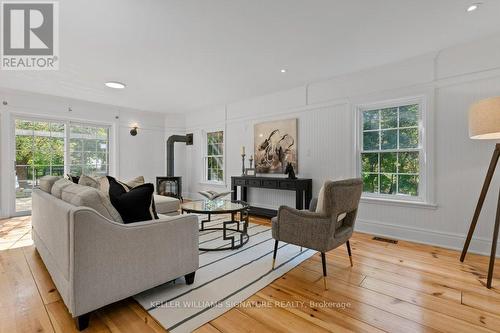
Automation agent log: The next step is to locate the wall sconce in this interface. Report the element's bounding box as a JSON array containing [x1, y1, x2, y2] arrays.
[[130, 126, 138, 136]]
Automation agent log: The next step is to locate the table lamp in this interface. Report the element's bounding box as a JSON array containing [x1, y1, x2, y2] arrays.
[[461, 96, 500, 289]]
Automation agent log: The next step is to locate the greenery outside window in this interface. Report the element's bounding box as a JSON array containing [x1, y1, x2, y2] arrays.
[[359, 101, 423, 200], [15, 120, 65, 192], [204, 130, 224, 183]]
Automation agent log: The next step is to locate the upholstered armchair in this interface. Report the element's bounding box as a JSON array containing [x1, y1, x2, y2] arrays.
[[271, 178, 363, 289]]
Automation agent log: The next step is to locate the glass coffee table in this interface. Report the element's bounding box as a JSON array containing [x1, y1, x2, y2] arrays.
[[181, 200, 250, 251]]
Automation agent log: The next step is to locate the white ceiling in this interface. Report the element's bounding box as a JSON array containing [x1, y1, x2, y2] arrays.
[[1, 0, 500, 113]]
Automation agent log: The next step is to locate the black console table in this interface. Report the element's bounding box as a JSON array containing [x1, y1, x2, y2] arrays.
[[231, 176, 312, 217]]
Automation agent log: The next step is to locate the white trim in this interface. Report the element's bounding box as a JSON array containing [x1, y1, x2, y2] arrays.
[[224, 99, 349, 124], [360, 197, 437, 209], [355, 218, 500, 257], [0, 111, 12, 218]]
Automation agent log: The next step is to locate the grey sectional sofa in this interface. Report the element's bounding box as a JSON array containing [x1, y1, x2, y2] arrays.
[[154, 193, 181, 215], [31, 179, 199, 330]]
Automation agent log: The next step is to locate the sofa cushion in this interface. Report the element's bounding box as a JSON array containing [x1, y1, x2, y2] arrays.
[[39, 176, 62, 193], [153, 194, 180, 214], [78, 175, 100, 189], [107, 176, 158, 223], [61, 183, 123, 223], [51, 178, 74, 199]]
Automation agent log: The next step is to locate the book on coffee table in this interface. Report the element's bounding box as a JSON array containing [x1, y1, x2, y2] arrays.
[[198, 190, 232, 200]]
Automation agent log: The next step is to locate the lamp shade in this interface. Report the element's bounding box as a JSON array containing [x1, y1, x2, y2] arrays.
[[469, 96, 500, 139]]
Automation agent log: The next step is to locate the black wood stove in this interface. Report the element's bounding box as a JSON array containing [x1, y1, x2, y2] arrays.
[[156, 177, 182, 200]]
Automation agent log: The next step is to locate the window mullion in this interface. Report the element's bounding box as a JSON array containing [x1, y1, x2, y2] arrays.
[[378, 109, 381, 194], [396, 107, 400, 195], [377, 152, 380, 194]]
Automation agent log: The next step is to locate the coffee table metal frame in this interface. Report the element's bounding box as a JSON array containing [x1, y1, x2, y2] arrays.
[[181, 200, 250, 251]]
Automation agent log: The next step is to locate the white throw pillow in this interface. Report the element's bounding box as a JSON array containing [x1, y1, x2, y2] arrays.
[[315, 184, 325, 214], [316, 180, 348, 222]]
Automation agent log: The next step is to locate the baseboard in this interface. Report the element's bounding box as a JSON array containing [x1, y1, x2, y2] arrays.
[[356, 218, 500, 257]]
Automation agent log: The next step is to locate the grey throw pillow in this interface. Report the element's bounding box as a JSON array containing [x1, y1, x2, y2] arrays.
[[98, 176, 145, 197], [124, 176, 145, 188], [39, 176, 61, 193], [61, 183, 123, 223], [51, 178, 74, 199], [78, 175, 100, 189]]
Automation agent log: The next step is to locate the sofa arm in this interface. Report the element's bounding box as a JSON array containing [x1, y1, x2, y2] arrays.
[[68, 208, 199, 317]]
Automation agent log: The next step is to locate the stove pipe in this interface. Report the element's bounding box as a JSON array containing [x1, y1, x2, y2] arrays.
[[166, 134, 190, 176]]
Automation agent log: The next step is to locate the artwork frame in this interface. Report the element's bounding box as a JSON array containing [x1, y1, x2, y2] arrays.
[[254, 118, 297, 174]]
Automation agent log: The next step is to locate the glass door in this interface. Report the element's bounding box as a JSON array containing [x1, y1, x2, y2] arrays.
[[14, 119, 65, 214]]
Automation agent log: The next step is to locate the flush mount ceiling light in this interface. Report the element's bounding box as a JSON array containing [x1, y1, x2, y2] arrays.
[[105, 81, 126, 89], [467, 3, 481, 12], [280, 69, 287, 73]]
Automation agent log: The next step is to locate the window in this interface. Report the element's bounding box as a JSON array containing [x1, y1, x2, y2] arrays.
[[204, 130, 224, 183], [359, 100, 423, 200], [13, 117, 111, 213], [69, 124, 110, 177]]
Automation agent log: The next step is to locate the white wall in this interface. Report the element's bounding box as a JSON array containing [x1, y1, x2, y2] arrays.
[[185, 33, 500, 256], [0, 88, 180, 217]]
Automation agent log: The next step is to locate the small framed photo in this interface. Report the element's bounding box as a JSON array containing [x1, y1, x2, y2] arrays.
[[245, 168, 256, 176]]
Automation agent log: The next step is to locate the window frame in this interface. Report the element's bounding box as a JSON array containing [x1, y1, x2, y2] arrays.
[[202, 129, 225, 185], [355, 96, 428, 204]]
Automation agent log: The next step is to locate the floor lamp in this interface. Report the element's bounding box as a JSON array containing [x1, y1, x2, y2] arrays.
[[461, 96, 500, 289]]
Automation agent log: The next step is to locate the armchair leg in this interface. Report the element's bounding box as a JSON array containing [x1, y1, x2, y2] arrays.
[[272, 240, 279, 269], [321, 252, 328, 290], [346, 240, 353, 267]]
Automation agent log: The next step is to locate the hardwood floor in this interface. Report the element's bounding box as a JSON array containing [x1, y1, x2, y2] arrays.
[[1, 215, 500, 333]]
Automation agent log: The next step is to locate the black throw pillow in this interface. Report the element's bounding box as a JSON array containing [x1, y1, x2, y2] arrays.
[[67, 174, 80, 184], [107, 176, 158, 223]]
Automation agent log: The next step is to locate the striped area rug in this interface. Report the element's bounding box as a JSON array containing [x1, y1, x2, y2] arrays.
[[133, 215, 316, 333]]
